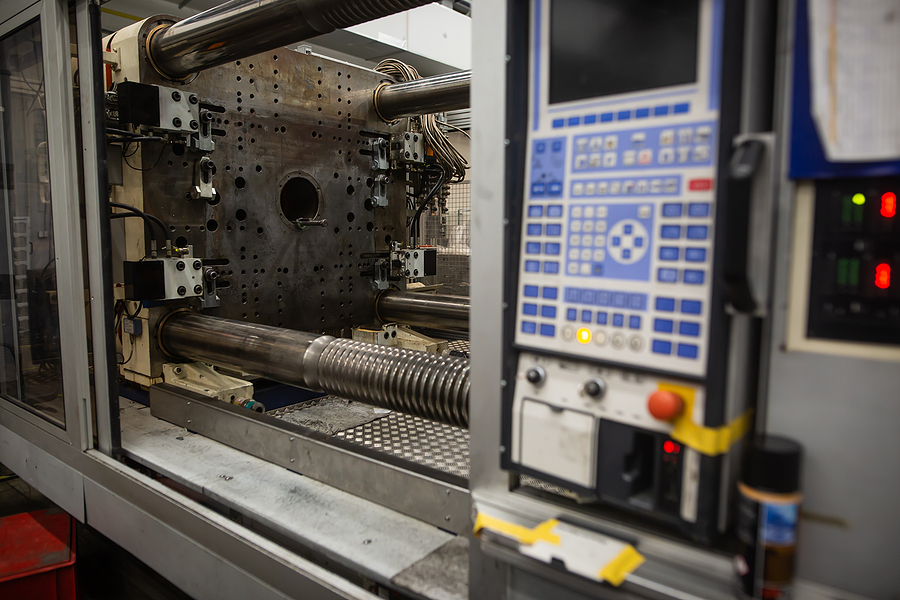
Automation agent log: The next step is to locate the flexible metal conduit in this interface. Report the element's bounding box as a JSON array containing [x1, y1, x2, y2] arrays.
[[147, 0, 436, 80], [159, 311, 469, 428], [374, 70, 471, 120], [375, 290, 469, 331]]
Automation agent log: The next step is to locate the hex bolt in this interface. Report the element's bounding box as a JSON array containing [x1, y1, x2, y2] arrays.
[[190, 120, 198, 130], [405, 270, 410, 276], [405, 151, 410, 158], [176, 260, 186, 271], [405, 133, 410, 140], [172, 91, 182, 101], [414, 252, 419, 258], [189, 94, 198, 104], [201, 111, 214, 122], [193, 260, 202, 270], [172, 117, 182, 128], [184, 192, 192, 201], [405, 252, 411, 259], [414, 269, 419, 276], [177, 286, 187, 296], [204, 269, 219, 282], [193, 285, 203, 295]]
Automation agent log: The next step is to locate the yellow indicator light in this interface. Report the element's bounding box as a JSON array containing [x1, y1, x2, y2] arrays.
[[852, 193, 866, 205], [577, 328, 592, 344]]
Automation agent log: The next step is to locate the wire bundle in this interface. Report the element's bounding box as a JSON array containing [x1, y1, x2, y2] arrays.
[[375, 58, 468, 182]]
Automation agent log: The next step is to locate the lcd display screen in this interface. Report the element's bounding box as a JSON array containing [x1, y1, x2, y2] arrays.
[[548, 0, 701, 105]]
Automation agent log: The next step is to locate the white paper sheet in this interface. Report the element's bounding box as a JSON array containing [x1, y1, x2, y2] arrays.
[[809, 0, 900, 162]]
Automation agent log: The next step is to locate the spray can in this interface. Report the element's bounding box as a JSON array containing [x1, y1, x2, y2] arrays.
[[734, 435, 803, 600]]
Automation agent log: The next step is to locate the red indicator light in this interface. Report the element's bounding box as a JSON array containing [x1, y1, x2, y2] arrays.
[[882, 192, 897, 218], [875, 263, 891, 289], [663, 440, 675, 454]]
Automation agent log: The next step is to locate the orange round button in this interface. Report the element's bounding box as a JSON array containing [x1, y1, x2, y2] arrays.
[[647, 390, 684, 421]]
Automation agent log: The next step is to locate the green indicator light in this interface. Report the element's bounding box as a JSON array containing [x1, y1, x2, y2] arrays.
[[852, 193, 866, 205], [849, 259, 860, 286], [841, 197, 852, 222], [837, 258, 849, 285]]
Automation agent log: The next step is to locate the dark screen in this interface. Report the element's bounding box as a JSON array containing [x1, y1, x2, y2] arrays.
[[548, 0, 700, 105]]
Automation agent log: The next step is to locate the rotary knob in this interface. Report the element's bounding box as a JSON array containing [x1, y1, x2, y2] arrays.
[[525, 366, 546, 386], [647, 390, 684, 421], [583, 378, 607, 399]]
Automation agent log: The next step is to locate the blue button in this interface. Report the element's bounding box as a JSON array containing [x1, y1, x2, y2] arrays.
[[652, 340, 673, 355], [568, 116, 581, 126], [683, 270, 705, 285], [526, 242, 541, 254], [581, 310, 592, 323], [617, 110, 632, 120], [552, 141, 563, 152], [527, 224, 542, 235], [565, 288, 579, 302], [634, 237, 643, 247], [596, 291, 610, 306], [524, 285, 539, 297], [612, 236, 621, 247], [540, 324, 555, 337], [531, 183, 546, 196], [623, 224, 633, 234], [584, 114, 597, 124], [596, 311, 608, 325], [662, 203, 683, 217], [535, 142, 546, 153], [656, 297, 676, 312], [685, 248, 706, 262], [523, 303, 538, 315], [622, 249, 631, 259], [687, 225, 708, 240], [654, 105, 670, 116], [658, 268, 678, 283], [661, 225, 681, 239], [600, 112, 614, 122], [635, 108, 650, 118], [679, 322, 700, 337], [629, 315, 641, 329], [613, 314, 624, 327], [528, 205, 543, 217], [543, 261, 559, 274], [545, 243, 561, 255], [673, 103, 690, 114], [566, 308, 577, 321], [548, 181, 563, 196], [654, 319, 674, 333], [546, 224, 561, 236], [552, 118, 565, 128], [522, 321, 536, 334], [547, 205, 563, 217], [542, 305, 557, 318], [681, 300, 702, 314], [628, 294, 646, 310], [659, 247, 680, 261], [542, 287, 558, 299], [525, 260, 540, 272], [677, 343, 698, 358], [612, 293, 627, 307], [688, 203, 710, 217]]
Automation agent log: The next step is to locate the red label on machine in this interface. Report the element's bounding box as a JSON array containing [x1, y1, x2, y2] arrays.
[[689, 178, 713, 191]]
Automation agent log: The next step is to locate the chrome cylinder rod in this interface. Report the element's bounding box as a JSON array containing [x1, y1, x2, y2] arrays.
[[147, 0, 435, 80], [376, 291, 469, 331], [374, 70, 471, 120], [159, 311, 469, 427]]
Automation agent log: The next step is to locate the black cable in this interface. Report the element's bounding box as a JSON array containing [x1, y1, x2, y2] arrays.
[[410, 164, 446, 244], [110, 212, 157, 246], [123, 139, 167, 172], [109, 202, 171, 244]]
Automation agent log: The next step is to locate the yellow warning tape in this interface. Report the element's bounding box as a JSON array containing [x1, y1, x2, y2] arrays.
[[598, 545, 645, 586], [473, 513, 560, 546], [100, 7, 142, 22], [660, 383, 753, 456]]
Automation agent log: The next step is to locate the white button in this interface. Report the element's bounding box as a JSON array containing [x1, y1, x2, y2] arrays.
[[678, 128, 693, 144], [585, 182, 596, 195], [660, 129, 675, 145], [693, 145, 710, 161], [562, 325, 575, 341], [570, 220, 582, 232], [595, 220, 607, 233], [581, 248, 592, 260], [622, 150, 636, 166], [574, 154, 588, 169], [629, 335, 644, 351], [589, 153, 602, 168], [639, 205, 652, 219], [570, 234, 581, 246], [611, 333, 626, 348], [571, 206, 583, 218], [596, 206, 608, 218], [604, 135, 618, 150], [584, 206, 595, 218], [636, 180, 648, 194], [594, 234, 606, 246], [590, 136, 604, 151], [572, 183, 584, 196], [638, 149, 653, 165], [631, 132, 646, 146], [609, 182, 621, 194], [623, 180, 635, 194], [665, 178, 679, 193], [568, 248, 580, 260], [593, 330, 607, 346], [696, 126, 712, 143], [583, 220, 594, 233], [593, 249, 606, 261], [650, 179, 662, 193], [596, 182, 608, 195], [603, 153, 617, 168], [581, 234, 593, 246], [659, 148, 675, 164], [579, 262, 592, 275], [567, 262, 579, 274], [677, 147, 691, 163], [576, 138, 588, 153]]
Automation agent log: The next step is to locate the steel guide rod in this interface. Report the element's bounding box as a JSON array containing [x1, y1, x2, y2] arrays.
[[375, 290, 469, 331], [374, 70, 472, 120]]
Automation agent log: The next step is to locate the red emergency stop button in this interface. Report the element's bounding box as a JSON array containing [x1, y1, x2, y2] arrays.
[[648, 390, 684, 421], [689, 178, 713, 191]]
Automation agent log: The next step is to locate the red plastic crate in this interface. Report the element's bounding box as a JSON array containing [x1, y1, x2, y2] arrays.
[[0, 508, 77, 600]]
